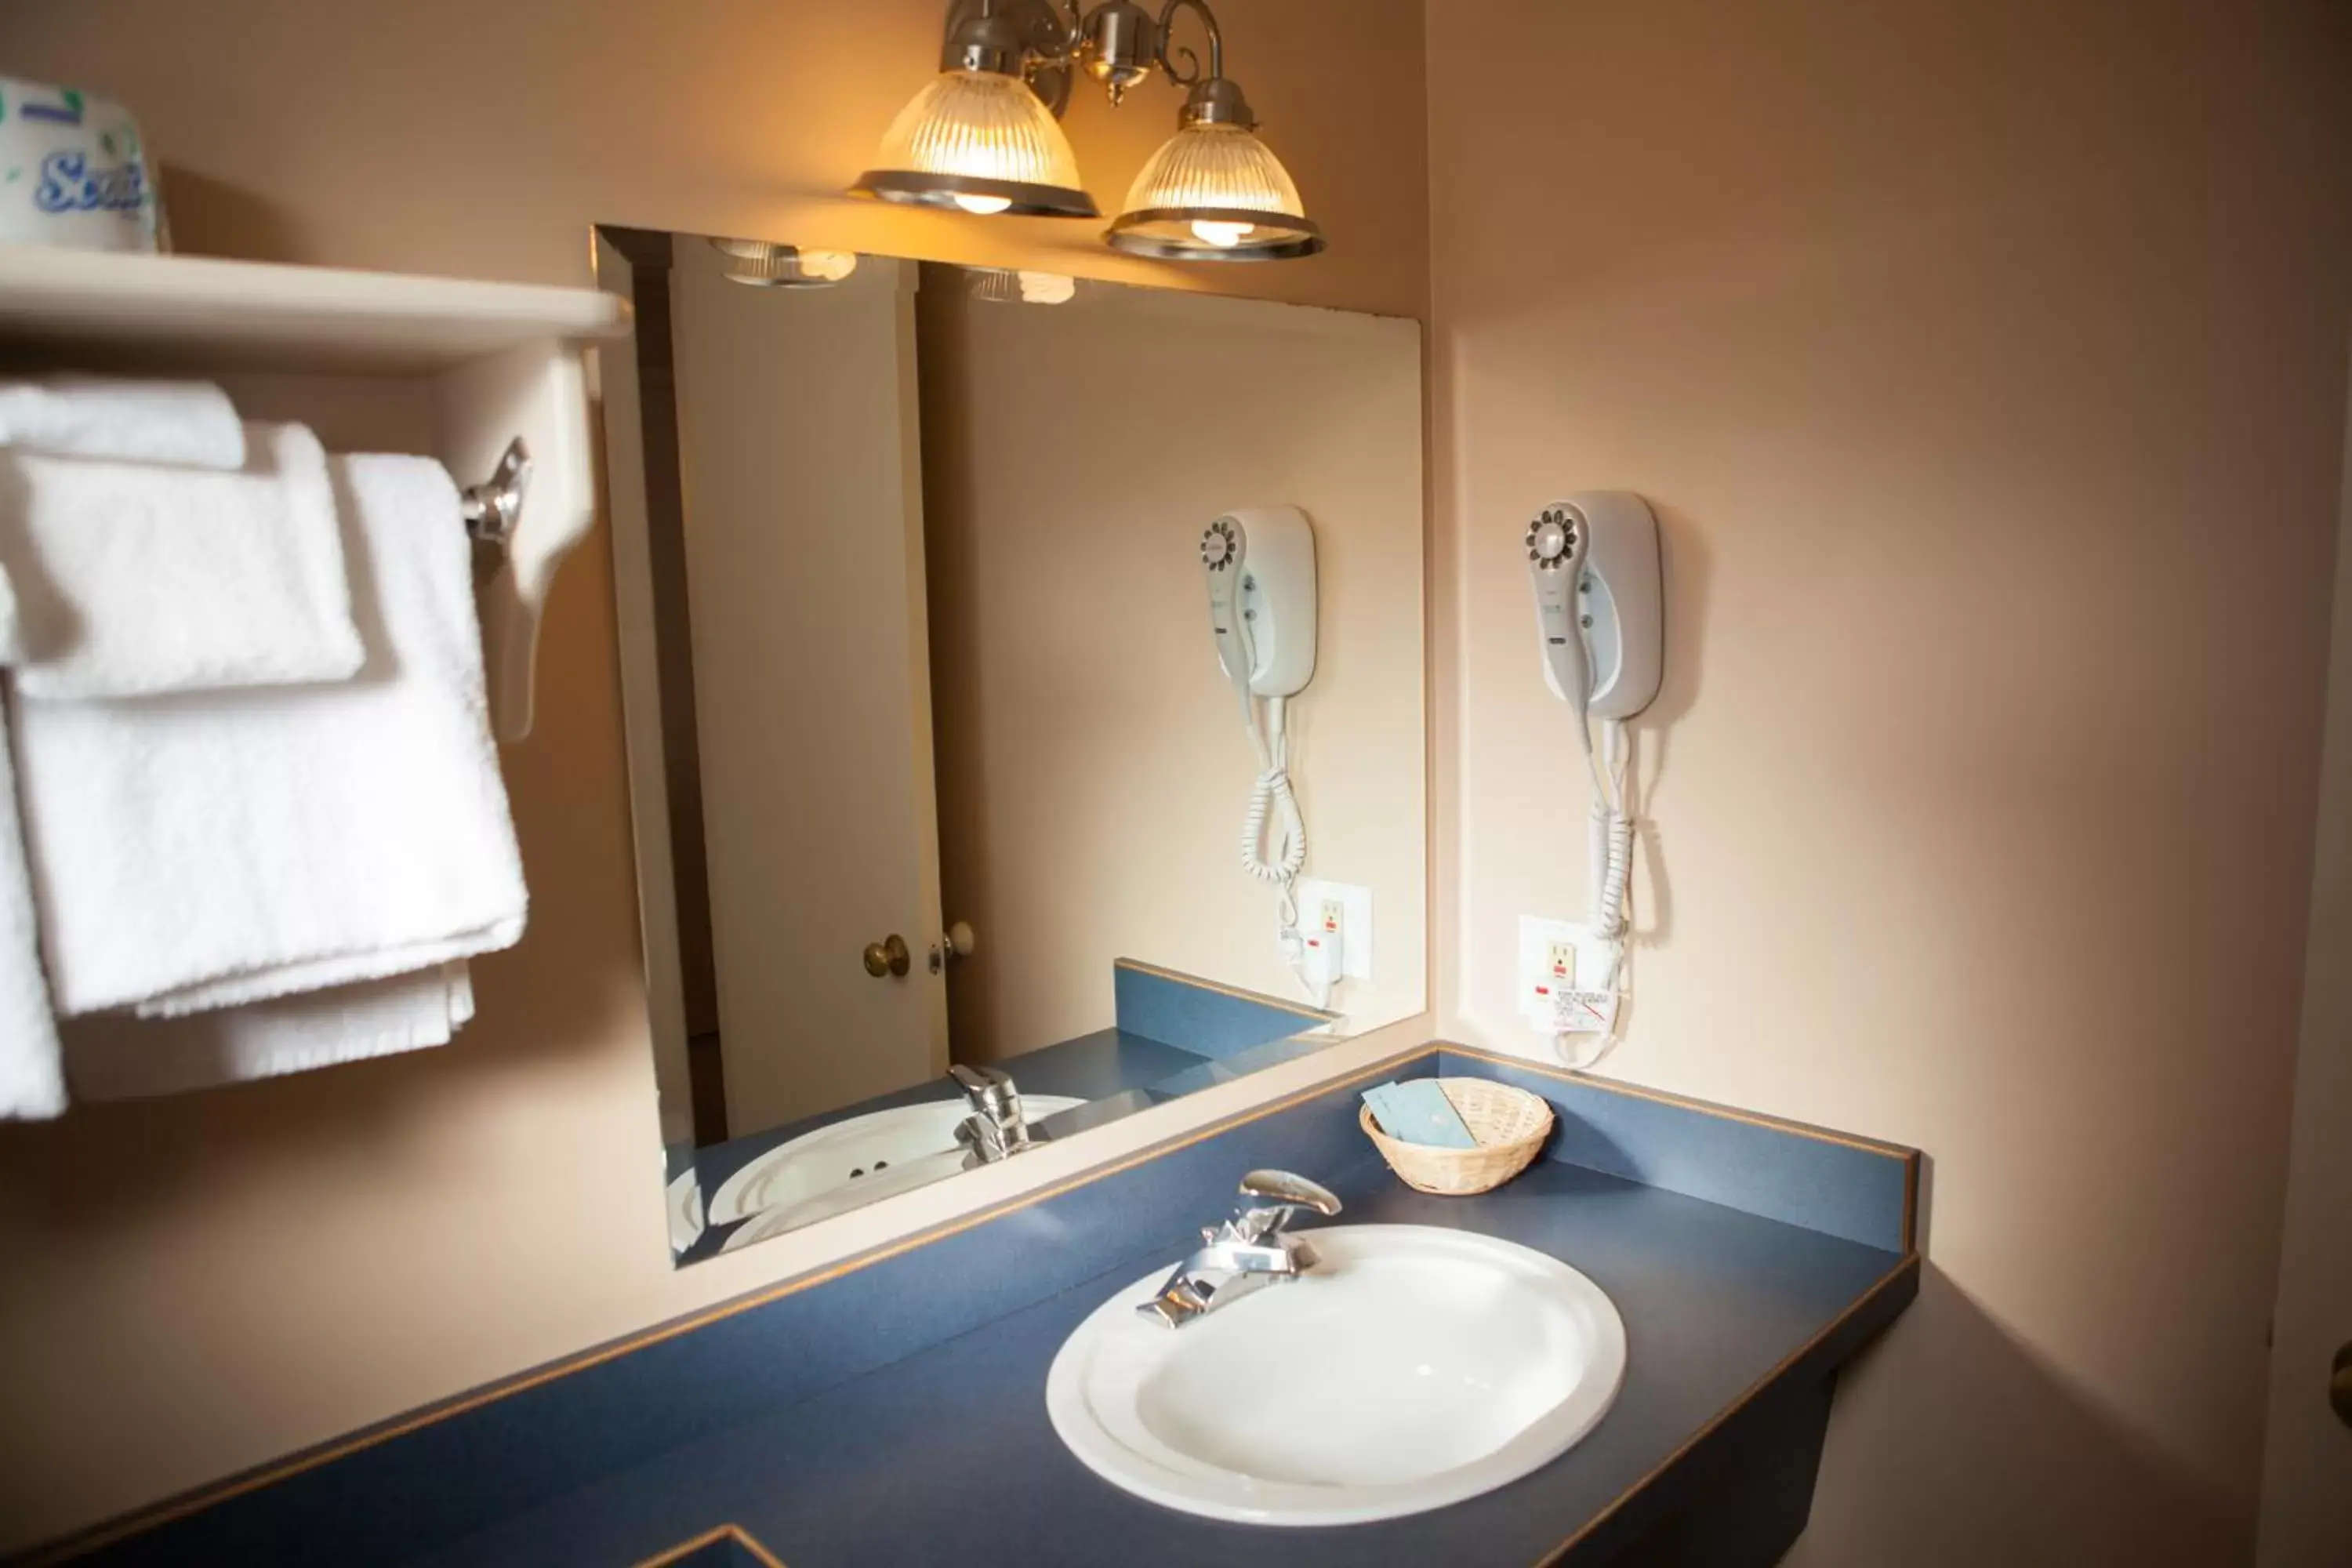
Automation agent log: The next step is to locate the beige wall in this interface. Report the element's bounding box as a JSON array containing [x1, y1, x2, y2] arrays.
[[0, 1, 1432, 1550], [920, 280, 1427, 1057], [1425, 1, 2350, 1562]]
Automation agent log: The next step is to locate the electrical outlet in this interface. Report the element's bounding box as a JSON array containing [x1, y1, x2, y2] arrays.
[[1294, 878, 1373, 982], [1518, 915, 1608, 1029]]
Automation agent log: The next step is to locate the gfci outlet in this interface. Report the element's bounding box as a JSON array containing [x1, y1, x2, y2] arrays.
[[1517, 915, 1610, 1027], [1294, 878, 1374, 982]]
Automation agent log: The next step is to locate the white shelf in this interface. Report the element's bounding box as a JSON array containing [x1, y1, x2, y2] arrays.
[[0, 241, 627, 739], [0, 243, 629, 373]]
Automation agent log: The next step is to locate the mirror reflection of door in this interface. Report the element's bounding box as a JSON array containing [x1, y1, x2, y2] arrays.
[[600, 231, 946, 1144]]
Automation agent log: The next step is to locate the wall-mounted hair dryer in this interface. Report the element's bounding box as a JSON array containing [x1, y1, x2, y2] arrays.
[[1201, 506, 1327, 1004], [1203, 506, 1317, 709], [1523, 492, 1663, 1061], [1525, 492, 1662, 724]]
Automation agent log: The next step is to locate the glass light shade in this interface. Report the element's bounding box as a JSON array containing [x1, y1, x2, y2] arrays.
[[707, 240, 859, 289], [1106, 122, 1323, 260], [850, 70, 1098, 219]]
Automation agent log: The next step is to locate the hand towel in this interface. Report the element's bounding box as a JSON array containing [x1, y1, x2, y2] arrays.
[[0, 376, 247, 470], [13, 452, 528, 1022], [0, 687, 65, 1120], [0, 422, 364, 700], [60, 964, 474, 1100]]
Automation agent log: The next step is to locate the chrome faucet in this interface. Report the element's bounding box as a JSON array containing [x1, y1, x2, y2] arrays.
[[1137, 1169, 1343, 1329], [947, 1063, 1036, 1163]]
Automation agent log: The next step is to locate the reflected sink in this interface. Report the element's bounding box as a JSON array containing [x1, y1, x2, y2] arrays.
[[711, 1094, 1084, 1249], [1046, 1224, 1626, 1526]]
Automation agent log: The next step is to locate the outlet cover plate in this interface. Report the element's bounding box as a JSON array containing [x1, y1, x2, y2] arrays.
[[1296, 878, 1374, 982], [1517, 914, 1610, 1029]]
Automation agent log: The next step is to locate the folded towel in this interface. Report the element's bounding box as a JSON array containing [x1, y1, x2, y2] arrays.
[[0, 422, 364, 700], [13, 451, 527, 1022], [0, 557, 20, 665], [0, 376, 248, 470], [0, 691, 65, 1120], [60, 964, 474, 1100]]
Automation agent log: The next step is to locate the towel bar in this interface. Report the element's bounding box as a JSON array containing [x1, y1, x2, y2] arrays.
[[459, 437, 532, 546]]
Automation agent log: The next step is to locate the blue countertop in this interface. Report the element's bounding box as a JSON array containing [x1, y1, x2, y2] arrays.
[[419, 1160, 1907, 1567], [47, 1047, 1918, 1568]]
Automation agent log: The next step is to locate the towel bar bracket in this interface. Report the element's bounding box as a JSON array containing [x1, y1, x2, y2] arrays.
[[460, 437, 533, 547]]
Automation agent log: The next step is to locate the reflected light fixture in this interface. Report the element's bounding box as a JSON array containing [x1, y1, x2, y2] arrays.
[[709, 239, 859, 288], [849, 0, 1323, 261], [968, 267, 1080, 304]]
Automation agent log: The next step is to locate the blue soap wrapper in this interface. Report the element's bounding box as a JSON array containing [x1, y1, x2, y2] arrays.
[[1361, 1079, 1479, 1149]]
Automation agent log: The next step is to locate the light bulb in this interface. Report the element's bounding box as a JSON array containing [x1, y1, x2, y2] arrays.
[[1189, 219, 1255, 248], [1016, 270, 1076, 303], [953, 193, 1015, 216]]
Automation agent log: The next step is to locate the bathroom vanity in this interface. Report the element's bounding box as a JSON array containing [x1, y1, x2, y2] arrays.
[[46, 1045, 1918, 1567]]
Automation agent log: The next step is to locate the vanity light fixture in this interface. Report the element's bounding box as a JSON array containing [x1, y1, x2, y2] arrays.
[[708, 239, 859, 288], [849, 0, 1323, 261], [1100, 8, 1321, 260], [848, 2, 1097, 219]]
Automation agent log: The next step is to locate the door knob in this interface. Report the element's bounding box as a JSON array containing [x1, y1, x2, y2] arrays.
[[2332, 1341, 2352, 1430], [862, 934, 910, 978], [945, 920, 977, 961]]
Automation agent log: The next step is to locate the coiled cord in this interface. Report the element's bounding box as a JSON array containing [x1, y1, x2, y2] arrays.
[[1557, 716, 1635, 1068], [1237, 695, 1327, 1007], [1241, 763, 1307, 887], [1590, 719, 1633, 984]]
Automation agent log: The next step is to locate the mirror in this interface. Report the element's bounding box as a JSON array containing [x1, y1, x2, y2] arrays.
[[592, 229, 1425, 1265]]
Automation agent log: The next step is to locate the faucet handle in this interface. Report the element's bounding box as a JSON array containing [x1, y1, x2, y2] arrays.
[[1239, 1170, 1341, 1215], [1233, 1170, 1341, 1240], [948, 1062, 1012, 1097], [948, 1064, 1021, 1121]]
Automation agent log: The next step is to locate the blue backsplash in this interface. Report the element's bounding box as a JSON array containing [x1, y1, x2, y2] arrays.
[[1111, 957, 1329, 1058]]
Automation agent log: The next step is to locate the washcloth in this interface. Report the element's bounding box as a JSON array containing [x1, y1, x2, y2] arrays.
[[60, 964, 474, 1100], [0, 376, 248, 470], [0, 422, 364, 700], [13, 451, 528, 1022]]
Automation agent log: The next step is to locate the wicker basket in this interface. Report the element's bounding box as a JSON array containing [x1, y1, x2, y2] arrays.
[[1359, 1078, 1555, 1196]]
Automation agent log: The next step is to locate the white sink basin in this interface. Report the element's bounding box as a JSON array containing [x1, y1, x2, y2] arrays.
[[710, 1094, 1084, 1249], [1046, 1224, 1626, 1526]]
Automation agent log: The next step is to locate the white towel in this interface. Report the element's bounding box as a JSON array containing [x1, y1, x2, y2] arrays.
[[13, 451, 528, 1022], [0, 423, 364, 700], [0, 376, 247, 470], [0, 690, 65, 1120], [60, 964, 474, 1100]]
